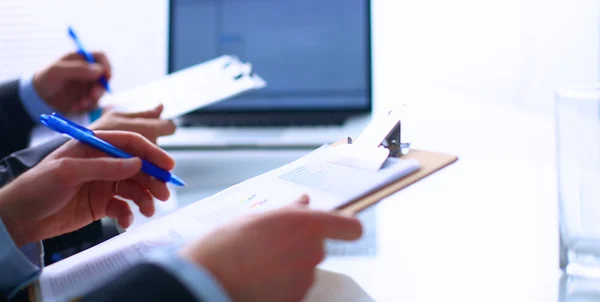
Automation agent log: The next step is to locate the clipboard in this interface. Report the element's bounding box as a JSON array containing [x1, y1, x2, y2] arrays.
[[337, 147, 458, 215], [329, 110, 458, 215], [99, 55, 266, 119]]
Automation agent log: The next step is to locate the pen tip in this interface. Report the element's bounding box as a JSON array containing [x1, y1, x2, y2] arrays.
[[170, 175, 186, 187], [67, 26, 76, 39]]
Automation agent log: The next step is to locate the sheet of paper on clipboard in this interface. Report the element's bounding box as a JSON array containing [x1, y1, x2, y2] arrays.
[[99, 55, 266, 119]]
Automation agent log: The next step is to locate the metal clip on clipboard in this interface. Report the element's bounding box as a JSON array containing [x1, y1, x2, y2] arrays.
[[327, 110, 411, 171]]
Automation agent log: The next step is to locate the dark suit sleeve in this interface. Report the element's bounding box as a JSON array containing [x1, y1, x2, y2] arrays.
[[0, 137, 67, 186], [0, 80, 37, 159], [81, 263, 200, 302]]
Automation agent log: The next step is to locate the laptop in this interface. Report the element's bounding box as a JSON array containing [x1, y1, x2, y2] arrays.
[[158, 0, 372, 149]]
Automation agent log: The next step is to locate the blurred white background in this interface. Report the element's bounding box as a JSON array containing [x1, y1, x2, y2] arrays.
[[372, 0, 599, 116], [0, 0, 598, 116]]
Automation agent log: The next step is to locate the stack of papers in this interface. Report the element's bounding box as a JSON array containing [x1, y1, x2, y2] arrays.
[[36, 145, 419, 301]]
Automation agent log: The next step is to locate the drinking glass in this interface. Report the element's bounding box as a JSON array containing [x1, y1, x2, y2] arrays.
[[556, 85, 600, 301]]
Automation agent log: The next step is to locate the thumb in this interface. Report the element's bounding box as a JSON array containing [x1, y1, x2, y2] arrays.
[[68, 157, 142, 184], [50, 61, 104, 81]]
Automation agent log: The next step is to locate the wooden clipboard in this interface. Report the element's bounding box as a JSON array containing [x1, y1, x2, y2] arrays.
[[336, 144, 458, 215]]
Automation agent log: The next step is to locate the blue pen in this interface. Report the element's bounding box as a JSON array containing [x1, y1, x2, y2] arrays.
[[40, 113, 186, 187], [67, 26, 111, 93]]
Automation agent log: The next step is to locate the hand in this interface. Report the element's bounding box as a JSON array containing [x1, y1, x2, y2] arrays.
[[179, 196, 363, 302], [33, 51, 111, 113], [90, 104, 177, 143], [0, 131, 173, 247]]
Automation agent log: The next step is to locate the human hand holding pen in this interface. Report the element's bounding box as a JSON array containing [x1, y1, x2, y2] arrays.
[[0, 131, 173, 247], [33, 51, 111, 113]]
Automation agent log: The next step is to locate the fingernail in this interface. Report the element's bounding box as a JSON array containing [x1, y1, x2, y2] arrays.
[[340, 210, 355, 217], [297, 194, 310, 203], [89, 63, 103, 73], [122, 158, 139, 169]]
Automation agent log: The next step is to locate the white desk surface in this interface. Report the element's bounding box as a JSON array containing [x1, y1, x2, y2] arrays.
[[316, 103, 560, 302], [134, 100, 561, 302]]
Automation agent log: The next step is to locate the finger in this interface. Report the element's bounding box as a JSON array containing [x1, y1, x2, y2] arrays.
[[60, 157, 141, 185], [75, 86, 102, 112], [106, 197, 134, 229], [87, 84, 106, 102], [137, 119, 177, 138], [92, 131, 175, 170], [50, 60, 105, 81], [132, 173, 171, 201], [91, 51, 112, 80], [107, 118, 176, 144], [118, 104, 164, 119], [309, 211, 363, 241], [74, 99, 94, 112], [61, 50, 111, 80], [292, 194, 310, 206], [115, 180, 156, 217], [101, 105, 116, 113]]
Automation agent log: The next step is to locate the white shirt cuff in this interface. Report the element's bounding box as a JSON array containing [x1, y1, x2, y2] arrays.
[[18, 72, 56, 123]]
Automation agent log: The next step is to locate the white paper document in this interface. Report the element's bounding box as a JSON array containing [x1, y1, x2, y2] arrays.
[[99, 55, 266, 119], [355, 109, 401, 148], [37, 145, 419, 301], [38, 228, 185, 301]]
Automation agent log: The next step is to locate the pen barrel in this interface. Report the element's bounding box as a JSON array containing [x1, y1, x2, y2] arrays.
[[141, 160, 171, 183]]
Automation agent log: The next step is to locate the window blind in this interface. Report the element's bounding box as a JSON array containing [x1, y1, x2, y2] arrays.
[[0, 0, 168, 90], [0, 0, 72, 82]]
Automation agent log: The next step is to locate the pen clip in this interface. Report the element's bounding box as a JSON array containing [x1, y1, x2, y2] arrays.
[[50, 113, 95, 136]]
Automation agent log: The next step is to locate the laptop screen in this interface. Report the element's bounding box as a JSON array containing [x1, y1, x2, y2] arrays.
[[169, 0, 371, 113]]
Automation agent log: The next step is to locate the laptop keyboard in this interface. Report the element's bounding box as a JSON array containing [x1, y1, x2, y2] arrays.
[[179, 113, 348, 128]]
